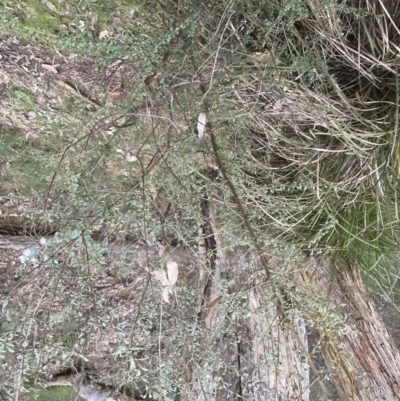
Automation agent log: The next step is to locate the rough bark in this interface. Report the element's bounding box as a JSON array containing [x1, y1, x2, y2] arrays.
[[300, 260, 400, 401], [192, 195, 310, 400], [241, 290, 310, 401]]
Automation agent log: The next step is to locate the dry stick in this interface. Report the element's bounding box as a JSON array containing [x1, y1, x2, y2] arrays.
[[55, 80, 101, 109], [209, 131, 330, 400]]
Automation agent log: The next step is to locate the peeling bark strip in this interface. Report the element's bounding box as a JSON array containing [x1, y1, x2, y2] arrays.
[[302, 261, 400, 401]]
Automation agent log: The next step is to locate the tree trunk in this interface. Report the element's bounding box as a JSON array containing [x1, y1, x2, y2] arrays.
[[300, 260, 400, 401], [192, 196, 310, 400]]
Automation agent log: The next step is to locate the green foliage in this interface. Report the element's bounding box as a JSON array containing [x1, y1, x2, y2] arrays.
[[1, 0, 400, 399], [26, 385, 83, 401], [0, 127, 55, 192], [8, 88, 36, 109], [76, 0, 97, 10]]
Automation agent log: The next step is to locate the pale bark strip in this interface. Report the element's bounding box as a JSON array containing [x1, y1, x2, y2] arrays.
[[302, 261, 400, 401], [193, 195, 310, 400], [241, 289, 309, 401]]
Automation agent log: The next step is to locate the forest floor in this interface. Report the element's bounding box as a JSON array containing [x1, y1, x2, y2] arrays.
[[2, 8, 400, 398], [0, 34, 137, 195]]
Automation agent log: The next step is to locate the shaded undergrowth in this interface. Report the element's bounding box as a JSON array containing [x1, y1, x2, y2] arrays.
[[0, 0, 399, 400]]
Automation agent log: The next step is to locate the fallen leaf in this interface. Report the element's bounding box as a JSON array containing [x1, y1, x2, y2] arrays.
[[273, 99, 283, 111], [144, 73, 157, 86], [44, 1, 57, 13], [162, 287, 172, 303], [106, 90, 126, 102], [55, 80, 74, 92], [166, 261, 178, 286], [125, 152, 137, 162], [158, 245, 166, 257], [41, 64, 58, 74], [152, 268, 170, 286], [122, 145, 137, 162], [99, 30, 109, 39], [197, 112, 207, 139]]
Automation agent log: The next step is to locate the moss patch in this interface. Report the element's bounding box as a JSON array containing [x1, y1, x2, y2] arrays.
[[0, 127, 54, 193], [8, 88, 37, 111], [25, 385, 84, 401], [4, 0, 62, 39]]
